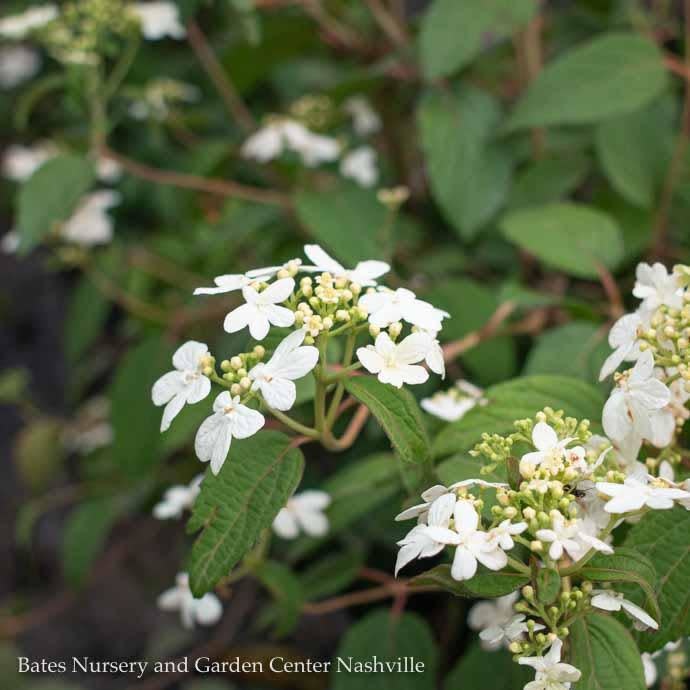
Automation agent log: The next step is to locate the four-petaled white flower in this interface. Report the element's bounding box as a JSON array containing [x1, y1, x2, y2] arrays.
[[602, 351, 674, 448], [152, 341, 212, 432], [591, 589, 658, 630], [194, 260, 302, 296], [421, 380, 486, 422], [424, 500, 508, 581], [223, 277, 295, 340], [357, 331, 430, 388], [489, 519, 528, 550], [343, 96, 381, 136], [596, 474, 690, 514], [520, 422, 583, 477], [518, 638, 581, 690], [157, 573, 222, 629], [194, 392, 265, 474], [633, 262, 683, 314], [0, 46, 40, 89], [395, 493, 456, 575], [536, 513, 582, 561], [61, 190, 121, 246], [303, 244, 389, 287], [272, 490, 331, 539], [153, 475, 203, 519], [132, 2, 186, 40], [0, 5, 57, 39], [599, 313, 644, 381], [249, 329, 319, 411], [340, 146, 379, 188], [359, 287, 447, 331], [468, 592, 518, 650]]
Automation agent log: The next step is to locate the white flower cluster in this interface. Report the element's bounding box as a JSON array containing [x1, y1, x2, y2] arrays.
[[152, 243, 448, 472], [241, 96, 381, 188], [395, 399, 690, 690], [421, 380, 486, 422]]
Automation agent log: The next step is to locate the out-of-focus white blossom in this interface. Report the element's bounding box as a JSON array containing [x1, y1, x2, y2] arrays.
[[272, 490, 331, 539], [421, 380, 486, 421], [343, 96, 381, 136], [60, 190, 120, 246], [153, 475, 203, 520], [2, 142, 57, 181], [157, 573, 222, 628], [131, 2, 186, 40], [340, 146, 378, 187], [0, 45, 40, 88], [0, 5, 57, 40]]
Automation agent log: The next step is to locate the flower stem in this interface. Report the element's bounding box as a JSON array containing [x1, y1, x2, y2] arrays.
[[267, 407, 320, 439]]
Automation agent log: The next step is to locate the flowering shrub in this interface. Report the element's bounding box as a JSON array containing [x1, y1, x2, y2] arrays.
[[3, 2, 690, 690]]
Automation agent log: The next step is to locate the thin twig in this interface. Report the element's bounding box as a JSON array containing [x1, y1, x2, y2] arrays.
[[364, 0, 408, 47], [594, 261, 624, 319], [186, 20, 255, 132], [99, 145, 290, 207], [442, 301, 517, 361]]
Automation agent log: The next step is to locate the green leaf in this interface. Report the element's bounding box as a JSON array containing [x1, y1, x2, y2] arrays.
[[444, 642, 532, 690], [536, 567, 561, 605], [109, 337, 168, 477], [16, 154, 95, 254], [61, 497, 117, 588], [505, 33, 667, 130], [187, 431, 304, 596], [64, 275, 109, 364], [14, 418, 64, 492], [254, 560, 304, 637], [507, 154, 590, 210], [344, 376, 430, 465], [525, 322, 609, 385], [425, 278, 516, 384], [622, 506, 690, 652], [595, 98, 674, 208], [418, 0, 537, 79], [500, 202, 623, 278], [411, 564, 528, 598], [433, 375, 604, 459], [418, 86, 514, 240], [300, 549, 364, 600], [569, 613, 646, 690], [294, 183, 387, 265], [332, 609, 438, 690], [579, 548, 660, 623]]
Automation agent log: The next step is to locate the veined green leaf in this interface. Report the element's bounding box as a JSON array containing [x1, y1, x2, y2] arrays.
[[411, 564, 528, 598], [187, 431, 304, 596]]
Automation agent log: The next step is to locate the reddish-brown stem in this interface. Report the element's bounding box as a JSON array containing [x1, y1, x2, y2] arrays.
[[186, 20, 255, 132], [594, 261, 624, 319], [365, 0, 408, 47], [99, 145, 290, 207]]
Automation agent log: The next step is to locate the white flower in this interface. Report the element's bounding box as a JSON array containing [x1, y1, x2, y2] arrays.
[[343, 96, 381, 136], [569, 516, 613, 560], [0, 5, 57, 39], [535, 513, 581, 561], [223, 277, 295, 340], [2, 142, 57, 181], [599, 313, 644, 380], [518, 638, 581, 690], [468, 592, 518, 650], [132, 2, 186, 40], [395, 493, 456, 575], [303, 244, 389, 287], [152, 341, 212, 432], [424, 500, 508, 581], [194, 392, 265, 474], [596, 474, 690, 513], [421, 380, 486, 422], [249, 329, 319, 410], [416, 329, 445, 378], [157, 573, 222, 629], [241, 119, 340, 167], [591, 589, 658, 630], [359, 287, 448, 331], [0, 45, 40, 88], [520, 422, 584, 477], [340, 146, 379, 187], [60, 190, 120, 246], [489, 519, 528, 550], [641, 653, 657, 688], [395, 485, 456, 523], [96, 156, 122, 183], [194, 259, 303, 296], [602, 351, 674, 447], [357, 331, 429, 388], [272, 490, 331, 539], [633, 262, 683, 314], [153, 475, 203, 519]]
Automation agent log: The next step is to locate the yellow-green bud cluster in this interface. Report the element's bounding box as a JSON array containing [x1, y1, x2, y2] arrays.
[[639, 298, 690, 382], [289, 94, 334, 129], [218, 346, 265, 384]]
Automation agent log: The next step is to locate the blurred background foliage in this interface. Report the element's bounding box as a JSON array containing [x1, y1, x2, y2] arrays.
[[1, 0, 690, 688]]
